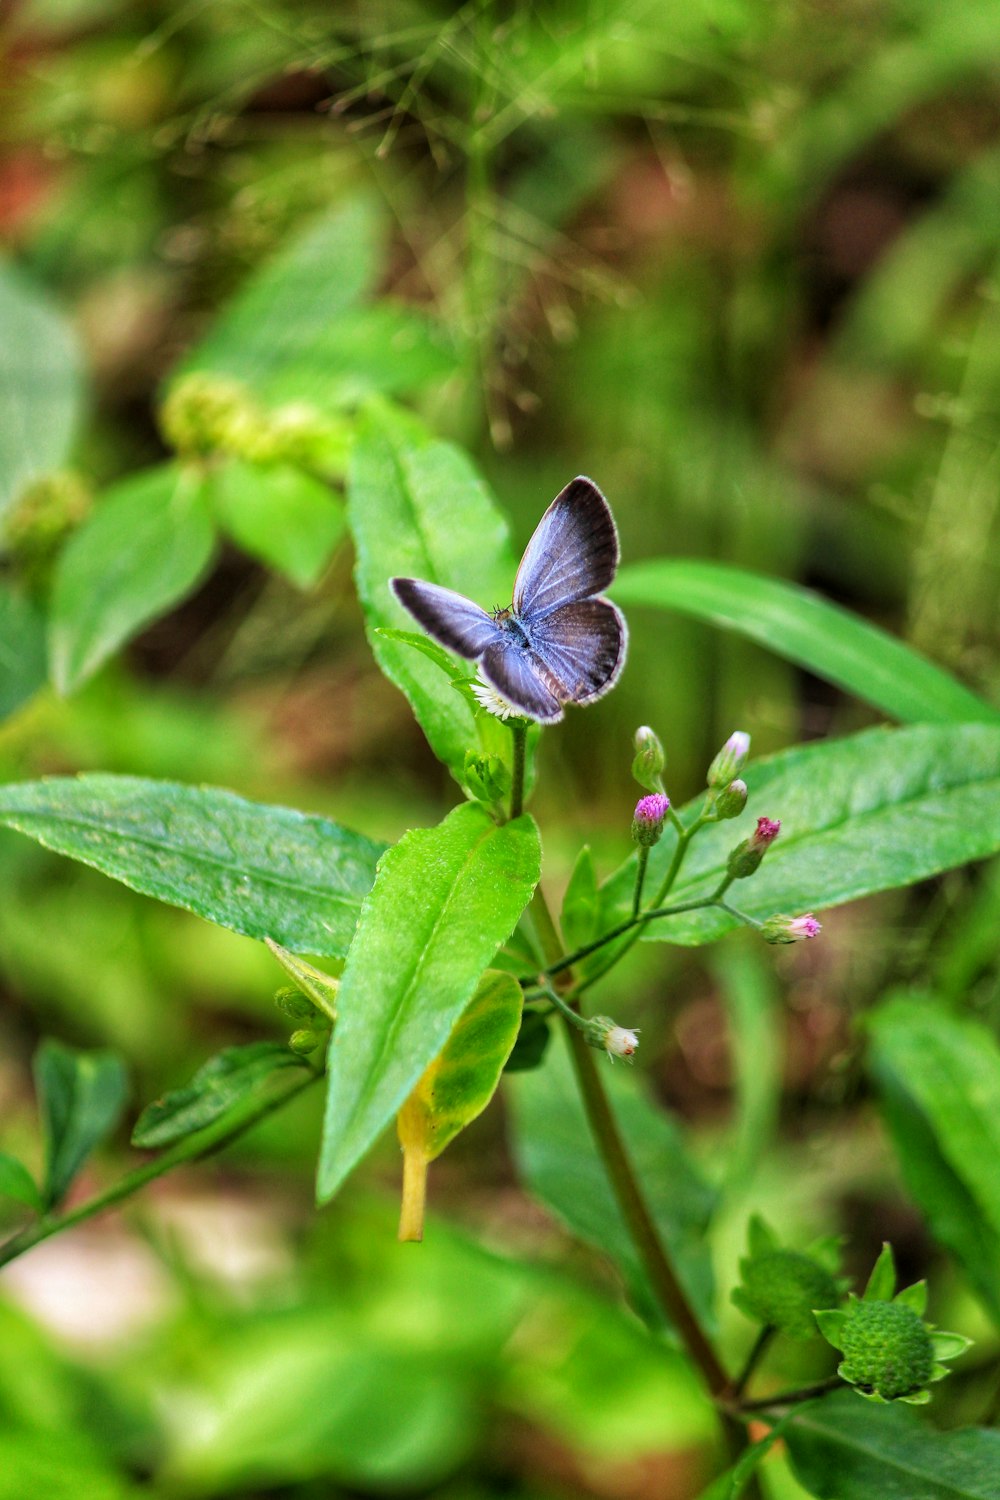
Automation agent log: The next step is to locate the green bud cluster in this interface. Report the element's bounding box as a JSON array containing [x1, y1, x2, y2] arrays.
[[463, 750, 511, 807], [274, 984, 332, 1056], [732, 1216, 843, 1340], [160, 373, 349, 471], [5, 470, 92, 578]]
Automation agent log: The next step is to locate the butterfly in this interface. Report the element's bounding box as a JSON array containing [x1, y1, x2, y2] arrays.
[[390, 476, 627, 724]]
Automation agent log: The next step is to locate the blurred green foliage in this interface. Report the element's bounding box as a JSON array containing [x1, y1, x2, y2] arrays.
[[2, 0, 1000, 1495]]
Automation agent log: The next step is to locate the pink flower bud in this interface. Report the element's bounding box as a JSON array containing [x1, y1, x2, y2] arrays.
[[761, 912, 822, 944], [727, 817, 781, 880], [632, 792, 670, 846], [750, 816, 781, 850], [708, 730, 751, 789]]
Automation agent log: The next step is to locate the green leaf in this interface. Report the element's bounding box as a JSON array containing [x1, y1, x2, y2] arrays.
[[613, 560, 999, 725], [399, 971, 523, 1164], [0, 774, 386, 957], [869, 995, 1000, 1322], [506, 1026, 716, 1331], [711, 942, 780, 1191], [0, 262, 82, 523], [599, 724, 1000, 945], [784, 1390, 1000, 1499], [0, 585, 47, 724], [697, 1414, 793, 1499], [49, 463, 216, 693], [132, 1042, 307, 1149], [33, 1040, 128, 1210], [560, 845, 600, 952], [178, 200, 454, 409], [347, 405, 518, 780], [863, 1243, 897, 1301], [318, 802, 540, 1201], [0, 1152, 41, 1212], [213, 458, 345, 589]]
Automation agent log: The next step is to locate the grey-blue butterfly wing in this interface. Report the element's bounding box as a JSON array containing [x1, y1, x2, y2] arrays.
[[526, 597, 627, 705], [513, 476, 620, 619], [390, 578, 502, 659], [480, 635, 565, 723]]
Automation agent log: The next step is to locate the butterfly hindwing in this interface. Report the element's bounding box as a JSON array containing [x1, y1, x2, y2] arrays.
[[526, 597, 628, 705], [513, 476, 619, 619], [390, 578, 502, 659], [480, 636, 564, 723]]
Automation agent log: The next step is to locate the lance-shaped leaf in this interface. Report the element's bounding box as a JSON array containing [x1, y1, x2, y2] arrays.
[[34, 1041, 128, 1210], [318, 802, 540, 1202], [599, 723, 1000, 945], [266, 940, 339, 1024], [397, 970, 522, 1241], [506, 1027, 716, 1331], [869, 995, 1000, 1324], [0, 585, 47, 724], [49, 463, 216, 694], [213, 458, 345, 589], [132, 1042, 307, 1149], [347, 406, 518, 780], [784, 1390, 1000, 1499], [0, 262, 83, 522], [613, 559, 998, 725], [0, 775, 386, 958]]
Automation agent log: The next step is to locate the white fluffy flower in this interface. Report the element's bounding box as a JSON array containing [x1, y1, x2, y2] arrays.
[[471, 668, 519, 721]]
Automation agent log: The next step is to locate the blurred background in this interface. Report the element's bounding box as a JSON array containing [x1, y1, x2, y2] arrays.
[[1, 1, 1000, 1495]]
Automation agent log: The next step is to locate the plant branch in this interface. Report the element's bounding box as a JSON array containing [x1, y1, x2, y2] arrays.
[[0, 1069, 321, 1271], [732, 1325, 776, 1400], [736, 1377, 843, 1413], [509, 721, 527, 821]]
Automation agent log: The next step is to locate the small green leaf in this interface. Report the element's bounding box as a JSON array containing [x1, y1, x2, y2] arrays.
[[0, 262, 82, 523], [212, 458, 344, 589], [397, 970, 522, 1240], [599, 724, 1000, 945], [0, 585, 47, 724], [560, 845, 599, 952], [784, 1390, 1000, 1499], [49, 463, 216, 693], [712, 943, 780, 1190], [347, 405, 519, 782], [864, 1244, 897, 1301], [33, 1040, 128, 1210], [318, 802, 540, 1202], [0, 1152, 42, 1211], [613, 560, 999, 725], [0, 775, 386, 958], [697, 1414, 793, 1499], [132, 1042, 306, 1149], [266, 940, 339, 1024], [506, 1026, 716, 1331]]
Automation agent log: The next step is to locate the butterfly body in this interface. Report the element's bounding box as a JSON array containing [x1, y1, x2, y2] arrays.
[[391, 476, 627, 724]]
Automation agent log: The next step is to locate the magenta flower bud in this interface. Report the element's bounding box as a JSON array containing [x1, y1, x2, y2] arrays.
[[714, 778, 748, 820], [727, 816, 781, 879], [632, 792, 670, 847], [761, 912, 822, 944], [708, 730, 751, 789]]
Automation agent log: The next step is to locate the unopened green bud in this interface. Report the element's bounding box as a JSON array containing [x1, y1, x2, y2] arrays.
[[289, 1028, 324, 1055], [714, 778, 747, 819], [6, 470, 92, 565], [463, 750, 511, 805], [160, 372, 259, 456], [726, 817, 780, 879], [733, 1248, 841, 1339], [632, 725, 666, 792], [274, 986, 315, 1022], [708, 731, 750, 790]]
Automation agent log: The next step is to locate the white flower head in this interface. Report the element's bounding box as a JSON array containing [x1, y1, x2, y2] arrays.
[[471, 667, 519, 722]]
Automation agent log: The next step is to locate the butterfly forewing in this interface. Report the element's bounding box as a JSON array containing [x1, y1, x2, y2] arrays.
[[512, 476, 619, 618], [390, 578, 502, 659], [526, 597, 627, 705]]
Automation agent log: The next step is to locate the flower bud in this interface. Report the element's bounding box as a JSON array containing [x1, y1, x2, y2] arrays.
[[6, 470, 92, 565], [714, 778, 747, 820], [274, 986, 316, 1022], [726, 816, 780, 879], [583, 1014, 639, 1061], [632, 725, 666, 792], [463, 750, 511, 805], [761, 912, 821, 944], [289, 1028, 324, 1055], [632, 793, 670, 847], [160, 372, 258, 456], [708, 730, 750, 790]]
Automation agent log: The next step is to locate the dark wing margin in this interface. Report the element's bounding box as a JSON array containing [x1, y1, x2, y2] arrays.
[[527, 597, 628, 705], [390, 578, 501, 660], [513, 476, 620, 618], [480, 637, 564, 723]]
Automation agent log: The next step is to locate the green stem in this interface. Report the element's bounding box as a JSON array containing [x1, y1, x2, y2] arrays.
[[526, 884, 730, 1398], [0, 1070, 321, 1271], [737, 1376, 843, 1413], [509, 721, 527, 821], [732, 1325, 776, 1400], [544, 895, 721, 978], [632, 845, 649, 918]]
